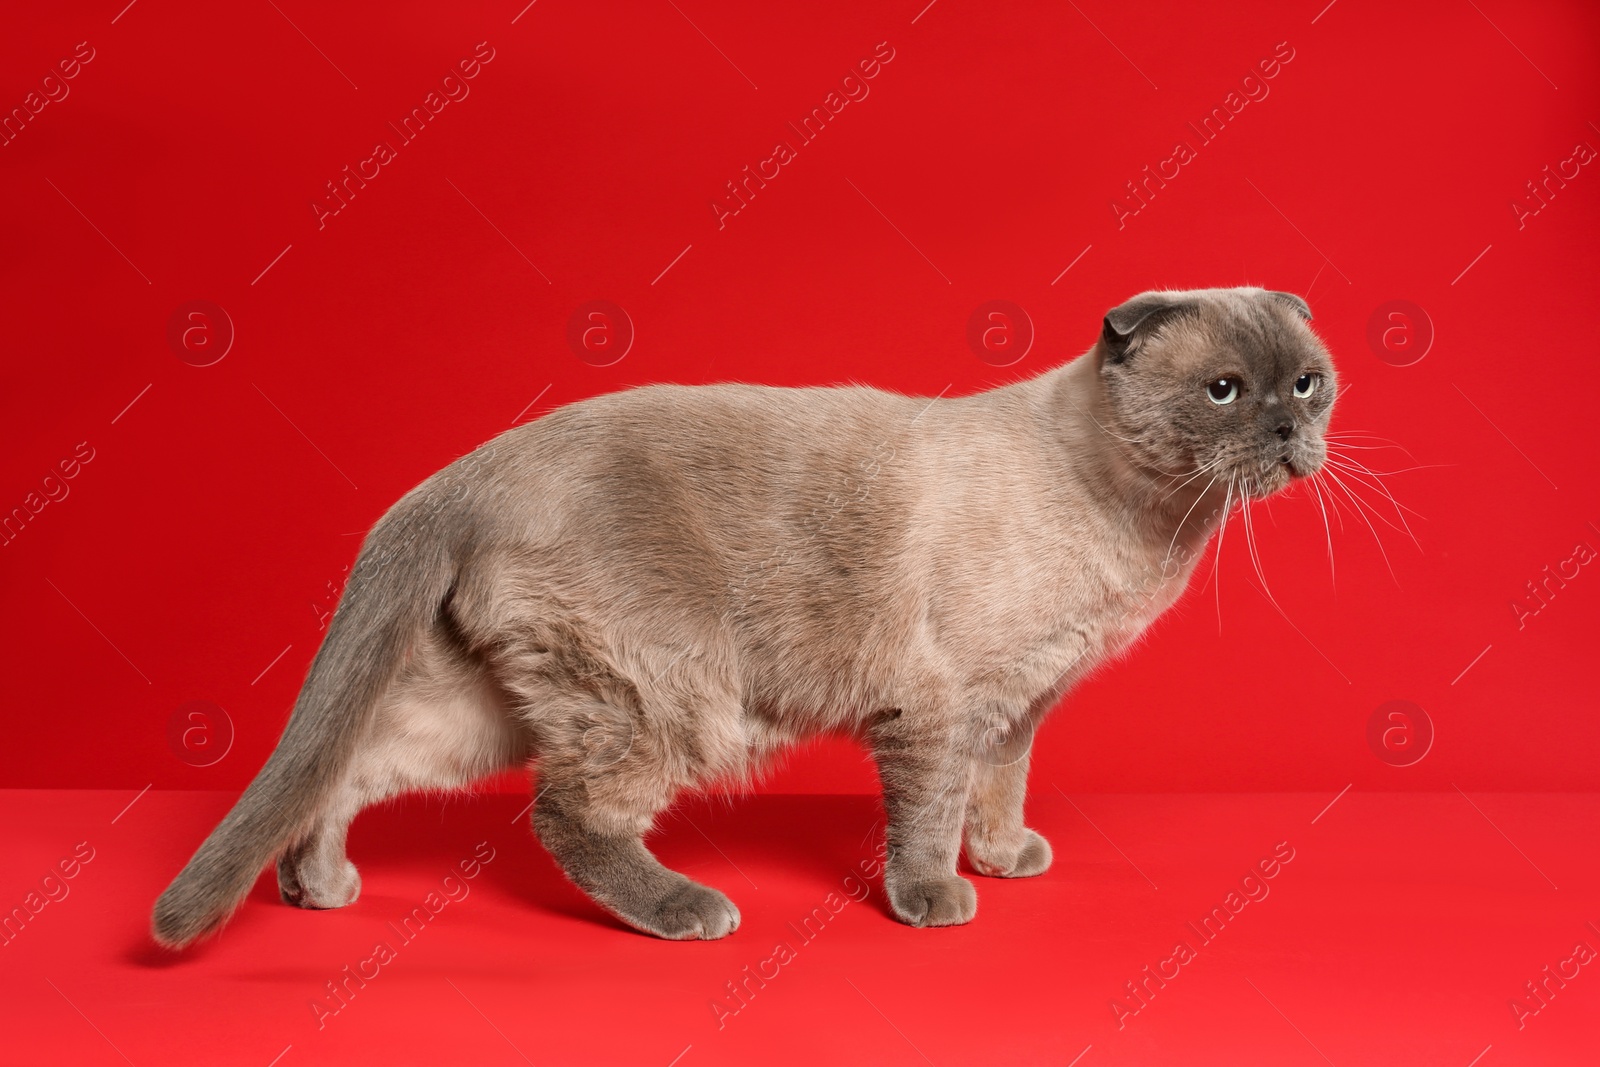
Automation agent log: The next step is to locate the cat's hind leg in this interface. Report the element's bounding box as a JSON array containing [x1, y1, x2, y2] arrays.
[[276, 785, 363, 910], [532, 771, 741, 940], [277, 632, 527, 910], [452, 551, 748, 940], [522, 680, 743, 940]]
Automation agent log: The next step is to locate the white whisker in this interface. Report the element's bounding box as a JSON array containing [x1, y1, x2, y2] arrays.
[[1316, 470, 1347, 533], [1324, 430, 1411, 452], [1333, 461, 1451, 475], [1159, 454, 1227, 503], [1322, 465, 1400, 584], [1322, 455, 1424, 545], [1309, 472, 1335, 589], [1241, 492, 1277, 607], [1211, 477, 1235, 633], [1165, 471, 1220, 570], [1324, 449, 1446, 494], [1064, 397, 1144, 445]]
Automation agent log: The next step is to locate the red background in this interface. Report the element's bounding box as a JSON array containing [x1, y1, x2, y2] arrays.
[[4, 0, 1598, 797], [2, 2, 1598, 1065]]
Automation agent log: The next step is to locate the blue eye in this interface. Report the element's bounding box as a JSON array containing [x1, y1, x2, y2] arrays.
[[1207, 379, 1239, 405], [1293, 374, 1318, 399]]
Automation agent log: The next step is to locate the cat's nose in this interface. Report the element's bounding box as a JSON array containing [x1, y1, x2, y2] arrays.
[[1260, 405, 1296, 441]]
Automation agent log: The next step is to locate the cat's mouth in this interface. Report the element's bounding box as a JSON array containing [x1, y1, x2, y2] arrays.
[[1279, 447, 1330, 482], [1214, 449, 1318, 500], [1238, 456, 1300, 498]]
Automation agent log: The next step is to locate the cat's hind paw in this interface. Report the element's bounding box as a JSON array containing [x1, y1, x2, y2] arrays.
[[631, 880, 741, 940], [279, 857, 362, 910]]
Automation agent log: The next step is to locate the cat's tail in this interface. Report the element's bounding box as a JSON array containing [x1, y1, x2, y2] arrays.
[[150, 496, 457, 949]]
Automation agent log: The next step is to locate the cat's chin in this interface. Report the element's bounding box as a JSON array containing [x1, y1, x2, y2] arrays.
[[1240, 463, 1298, 500], [1281, 454, 1327, 486]]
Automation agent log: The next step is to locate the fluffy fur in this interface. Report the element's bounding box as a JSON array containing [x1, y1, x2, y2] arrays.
[[151, 286, 1337, 947]]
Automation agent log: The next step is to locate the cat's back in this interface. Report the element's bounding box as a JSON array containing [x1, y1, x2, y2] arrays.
[[533, 379, 917, 452], [501, 380, 919, 490], [434, 380, 933, 550]]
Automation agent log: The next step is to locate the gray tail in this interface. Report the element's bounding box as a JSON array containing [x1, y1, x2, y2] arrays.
[[151, 501, 454, 949]]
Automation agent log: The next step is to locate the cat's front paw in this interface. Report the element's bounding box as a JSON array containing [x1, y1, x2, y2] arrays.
[[886, 874, 977, 927], [967, 828, 1053, 879]]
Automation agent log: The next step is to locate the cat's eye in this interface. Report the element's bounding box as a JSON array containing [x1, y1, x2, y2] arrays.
[[1206, 379, 1239, 405], [1293, 373, 1318, 399]]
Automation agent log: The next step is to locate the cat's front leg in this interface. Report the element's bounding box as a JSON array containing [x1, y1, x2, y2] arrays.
[[870, 713, 978, 927], [963, 752, 1053, 879]]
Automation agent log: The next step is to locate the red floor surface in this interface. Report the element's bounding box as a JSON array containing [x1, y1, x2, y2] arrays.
[[3, 788, 1596, 1066]]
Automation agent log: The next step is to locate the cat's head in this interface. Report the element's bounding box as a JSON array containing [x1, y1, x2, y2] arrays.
[[1096, 286, 1336, 499]]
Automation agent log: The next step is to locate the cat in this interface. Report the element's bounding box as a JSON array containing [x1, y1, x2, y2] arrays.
[[152, 285, 1337, 947]]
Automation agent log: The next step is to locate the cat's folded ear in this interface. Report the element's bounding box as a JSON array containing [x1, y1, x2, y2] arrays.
[[1265, 290, 1312, 321], [1100, 291, 1194, 364]]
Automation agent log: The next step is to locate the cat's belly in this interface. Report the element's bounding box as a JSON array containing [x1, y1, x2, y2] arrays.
[[729, 553, 1199, 744]]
